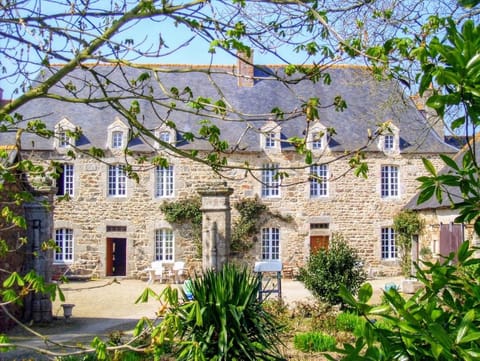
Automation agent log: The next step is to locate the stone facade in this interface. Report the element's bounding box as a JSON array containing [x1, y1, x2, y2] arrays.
[[25, 145, 447, 279]]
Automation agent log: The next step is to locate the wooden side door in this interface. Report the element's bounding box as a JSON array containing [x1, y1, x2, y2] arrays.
[[310, 235, 329, 255]]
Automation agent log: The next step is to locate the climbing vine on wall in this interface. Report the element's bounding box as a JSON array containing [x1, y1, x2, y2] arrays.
[[231, 197, 268, 252], [160, 196, 292, 255], [160, 197, 202, 258], [231, 196, 293, 252], [393, 210, 424, 276]]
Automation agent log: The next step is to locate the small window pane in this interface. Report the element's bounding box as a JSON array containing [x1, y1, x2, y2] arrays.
[[59, 131, 69, 148], [384, 135, 394, 150], [265, 132, 276, 148], [108, 165, 126, 196], [57, 164, 74, 196], [54, 228, 73, 263], [155, 229, 174, 261], [112, 131, 123, 149], [262, 227, 280, 260], [261, 164, 279, 197], [155, 165, 174, 197], [310, 164, 328, 197], [312, 132, 323, 149], [159, 131, 170, 143], [381, 227, 397, 260], [381, 165, 399, 198]]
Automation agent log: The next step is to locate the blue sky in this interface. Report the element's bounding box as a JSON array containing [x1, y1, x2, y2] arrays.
[[0, 3, 303, 99]]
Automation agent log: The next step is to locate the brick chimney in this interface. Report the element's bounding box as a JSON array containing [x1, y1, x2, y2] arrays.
[[237, 51, 254, 87], [411, 92, 444, 139]]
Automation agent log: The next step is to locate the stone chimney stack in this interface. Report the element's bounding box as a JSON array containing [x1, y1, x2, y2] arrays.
[[237, 51, 254, 87], [411, 91, 444, 139]]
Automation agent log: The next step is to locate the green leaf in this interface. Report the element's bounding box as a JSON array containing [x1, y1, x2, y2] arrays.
[[422, 158, 438, 176], [357, 282, 372, 303], [440, 154, 460, 171]]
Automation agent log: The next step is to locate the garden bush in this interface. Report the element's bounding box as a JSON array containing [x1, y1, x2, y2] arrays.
[[299, 233, 367, 306]]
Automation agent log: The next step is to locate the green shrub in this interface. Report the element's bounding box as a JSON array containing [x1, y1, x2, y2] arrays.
[[294, 331, 336, 352], [335, 241, 480, 361], [299, 233, 367, 306]]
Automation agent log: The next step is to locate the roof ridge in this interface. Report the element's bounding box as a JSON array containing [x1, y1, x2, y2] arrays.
[[48, 62, 371, 70]]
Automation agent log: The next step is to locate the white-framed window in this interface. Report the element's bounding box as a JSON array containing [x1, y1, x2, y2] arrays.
[[310, 164, 328, 197], [155, 229, 174, 262], [107, 118, 128, 150], [384, 134, 394, 150], [159, 131, 170, 143], [56, 164, 74, 196], [378, 122, 399, 153], [155, 127, 176, 149], [381, 165, 399, 198], [108, 165, 126, 196], [265, 132, 276, 148], [262, 227, 280, 260], [58, 131, 70, 148], [311, 134, 323, 150], [307, 121, 328, 151], [111, 131, 124, 149], [261, 121, 281, 151], [54, 118, 76, 150], [155, 165, 174, 198], [54, 228, 73, 263], [261, 164, 280, 197], [381, 227, 397, 260]]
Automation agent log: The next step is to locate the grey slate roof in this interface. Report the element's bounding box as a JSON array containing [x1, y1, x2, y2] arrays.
[[1, 63, 458, 154]]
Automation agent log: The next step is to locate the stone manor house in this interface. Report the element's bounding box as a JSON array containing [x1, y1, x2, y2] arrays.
[[3, 59, 458, 279]]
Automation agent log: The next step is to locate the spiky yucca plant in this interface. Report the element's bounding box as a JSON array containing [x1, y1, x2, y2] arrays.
[[174, 264, 286, 361]]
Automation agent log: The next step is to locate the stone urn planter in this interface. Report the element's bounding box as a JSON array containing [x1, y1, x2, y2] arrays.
[[61, 303, 75, 319]]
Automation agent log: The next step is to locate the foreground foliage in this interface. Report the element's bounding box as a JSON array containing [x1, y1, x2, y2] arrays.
[[136, 264, 286, 361], [299, 233, 367, 306], [336, 241, 480, 361]]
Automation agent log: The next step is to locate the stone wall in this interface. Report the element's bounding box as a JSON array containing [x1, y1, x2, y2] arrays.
[[28, 147, 445, 278]]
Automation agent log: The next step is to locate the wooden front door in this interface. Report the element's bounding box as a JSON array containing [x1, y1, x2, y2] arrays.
[[310, 235, 329, 255], [106, 238, 127, 276]]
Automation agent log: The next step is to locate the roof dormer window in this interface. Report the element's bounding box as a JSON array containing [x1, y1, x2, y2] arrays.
[[307, 121, 328, 151], [107, 118, 129, 151], [55, 118, 76, 151], [261, 121, 281, 152], [384, 134, 394, 150], [112, 131, 124, 149], [378, 122, 399, 154], [155, 125, 176, 149]]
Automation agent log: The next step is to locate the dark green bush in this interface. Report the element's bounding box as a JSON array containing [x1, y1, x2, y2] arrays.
[[294, 331, 336, 352], [299, 233, 367, 306]]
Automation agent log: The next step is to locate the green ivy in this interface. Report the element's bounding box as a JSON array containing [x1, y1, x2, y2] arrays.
[[393, 210, 424, 277], [160, 196, 291, 255], [231, 197, 267, 252], [160, 198, 202, 257]]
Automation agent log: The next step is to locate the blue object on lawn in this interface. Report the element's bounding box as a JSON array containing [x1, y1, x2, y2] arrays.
[[183, 279, 194, 300]]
